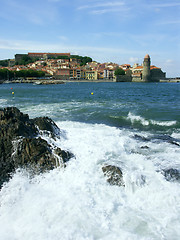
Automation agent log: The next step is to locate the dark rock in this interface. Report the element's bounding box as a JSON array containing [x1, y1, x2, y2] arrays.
[[33, 117, 60, 138], [133, 134, 150, 142], [150, 134, 180, 146], [0, 107, 37, 138], [102, 165, 125, 187], [140, 146, 149, 149], [0, 107, 73, 189], [12, 138, 57, 170], [134, 133, 180, 147], [169, 141, 180, 147], [162, 168, 180, 182], [54, 148, 74, 163]]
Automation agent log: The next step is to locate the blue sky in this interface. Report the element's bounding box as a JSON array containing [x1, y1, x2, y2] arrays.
[[0, 0, 179, 77]]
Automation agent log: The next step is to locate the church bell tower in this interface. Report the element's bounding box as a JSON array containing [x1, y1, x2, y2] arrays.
[[142, 54, 151, 82]]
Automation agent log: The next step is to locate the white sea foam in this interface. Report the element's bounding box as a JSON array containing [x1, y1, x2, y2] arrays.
[[0, 98, 8, 106], [127, 112, 177, 126], [0, 121, 180, 240]]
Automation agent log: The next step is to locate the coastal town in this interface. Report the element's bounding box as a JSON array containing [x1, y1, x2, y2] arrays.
[[0, 52, 175, 83]]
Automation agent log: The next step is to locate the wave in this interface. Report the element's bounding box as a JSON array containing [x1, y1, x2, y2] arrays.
[[1, 121, 180, 240], [0, 98, 8, 105], [127, 112, 177, 127]]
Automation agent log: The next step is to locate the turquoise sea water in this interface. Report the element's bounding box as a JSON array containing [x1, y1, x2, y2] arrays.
[[0, 82, 180, 240], [0, 82, 179, 132]]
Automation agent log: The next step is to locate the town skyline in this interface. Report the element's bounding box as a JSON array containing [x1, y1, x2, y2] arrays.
[[0, 0, 179, 78], [0, 52, 167, 82]]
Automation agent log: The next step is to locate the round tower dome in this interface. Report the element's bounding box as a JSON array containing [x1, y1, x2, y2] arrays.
[[142, 54, 151, 81], [144, 54, 150, 59]]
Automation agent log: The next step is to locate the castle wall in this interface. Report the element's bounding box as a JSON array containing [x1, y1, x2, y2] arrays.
[[151, 69, 166, 81], [15, 54, 27, 62], [115, 75, 132, 82]]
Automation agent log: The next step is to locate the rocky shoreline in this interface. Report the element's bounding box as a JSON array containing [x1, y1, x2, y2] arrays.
[[0, 107, 73, 188], [1, 78, 179, 84]]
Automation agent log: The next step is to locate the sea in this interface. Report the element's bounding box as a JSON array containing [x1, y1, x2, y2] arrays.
[[0, 82, 180, 240]]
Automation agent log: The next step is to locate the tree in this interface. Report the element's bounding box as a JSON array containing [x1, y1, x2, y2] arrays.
[[15, 55, 39, 66], [114, 68, 125, 76], [0, 60, 9, 67]]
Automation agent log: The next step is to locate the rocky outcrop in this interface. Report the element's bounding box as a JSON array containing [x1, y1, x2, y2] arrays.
[[162, 168, 180, 182], [32, 116, 60, 139], [102, 165, 125, 187], [0, 107, 73, 188]]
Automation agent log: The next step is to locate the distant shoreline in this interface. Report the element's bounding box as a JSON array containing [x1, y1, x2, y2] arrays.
[[0, 78, 179, 84]]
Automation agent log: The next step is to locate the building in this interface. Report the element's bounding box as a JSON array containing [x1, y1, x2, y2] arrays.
[[132, 54, 166, 82], [28, 52, 71, 59], [142, 54, 151, 81], [15, 54, 27, 62], [85, 70, 98, 80], [104, 69, 115, 80]]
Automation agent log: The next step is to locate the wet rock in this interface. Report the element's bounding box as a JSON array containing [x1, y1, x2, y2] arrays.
[[54, 148, 74, 163], [0, 107, 73, 188], [33, 117, 60, 138], [134, 133, 180, 147], [102, 165, 125, 187], [151, 134, 180, 146], [0, 107, 37, 138], [169, 141, 180, 147], [12, 138, 58, 170], [140, 146, 149, 149], [133, 134, 150, 142], [162, 168, 180, 182]]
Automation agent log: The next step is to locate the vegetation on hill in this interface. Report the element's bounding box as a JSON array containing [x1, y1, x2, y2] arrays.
[[0, 69, 45, 80], [71, 55, 92, 66], [114, 67, 125, 76], [0, 59, 9, 67], [15, 55, 40, 66], [14, 54, 92, 66], [49, 55, 92, 66]]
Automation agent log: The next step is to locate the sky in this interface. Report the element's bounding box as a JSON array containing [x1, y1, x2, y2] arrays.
[[0, 0, 180, 77]]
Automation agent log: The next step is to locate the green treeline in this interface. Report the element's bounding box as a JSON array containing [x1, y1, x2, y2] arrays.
[[114, 68, 125, 76], [0, 69, 45, 80], [1, 54, 93, 67], [0, 59, 9, 67], [71, 55, 92, 66], [15, 55, 92, 66], [49, 55, 92, 66], [15, 55, 40, 66]]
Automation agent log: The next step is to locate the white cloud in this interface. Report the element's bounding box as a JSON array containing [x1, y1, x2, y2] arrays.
[[77, 1, 129, 15], [0, 38, 142, 56], [0, 0, 57, 25], [91, 7, 125, 14], [58, 36, 69, 41], [157, 20, 180, 25], [77, 1, 125, 10], [152, 2, 180, 8], [129, 57, 139, 63], [47, 0, 61, 2], [166, 59, 174, 64]]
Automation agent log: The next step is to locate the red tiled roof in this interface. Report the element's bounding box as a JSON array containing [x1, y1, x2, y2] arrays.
[[28, 53, 71, 56], [150, 65, 160, 69]]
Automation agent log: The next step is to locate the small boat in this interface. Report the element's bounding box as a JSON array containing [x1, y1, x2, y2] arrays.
[[33, 81, 42, 85]]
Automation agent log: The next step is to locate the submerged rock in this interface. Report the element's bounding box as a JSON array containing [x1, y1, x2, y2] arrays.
[[162, 168, 180, 182], [102, 165, 125, 187], [0, 107, 73, 188]]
